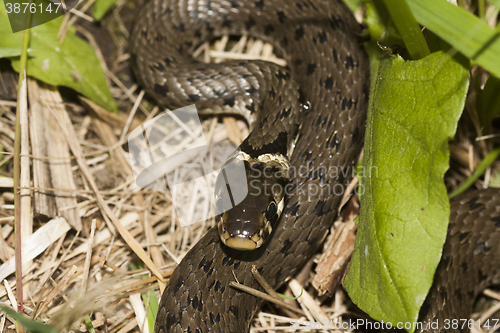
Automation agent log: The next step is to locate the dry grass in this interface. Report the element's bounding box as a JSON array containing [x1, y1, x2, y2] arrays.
[[0, 1, 499, 333]]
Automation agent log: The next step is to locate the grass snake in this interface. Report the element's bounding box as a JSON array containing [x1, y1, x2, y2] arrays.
[[129, 0, 500, 331]]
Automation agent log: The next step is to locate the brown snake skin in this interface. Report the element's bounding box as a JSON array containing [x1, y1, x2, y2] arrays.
[[129, 0, 500, 332]]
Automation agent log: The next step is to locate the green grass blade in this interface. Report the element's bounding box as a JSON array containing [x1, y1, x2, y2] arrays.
[[449, 147, 500, 199], [406, 0, 500, 77], [381, 0, 430, 59]]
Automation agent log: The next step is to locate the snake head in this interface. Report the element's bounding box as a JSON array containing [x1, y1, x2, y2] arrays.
[[215, 156, 288, 251]]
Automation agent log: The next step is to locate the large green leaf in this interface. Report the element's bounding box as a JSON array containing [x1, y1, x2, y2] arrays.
[[344, 51, 468, 330], [0, 0, 117, 111], [406, 0, 500, 78]]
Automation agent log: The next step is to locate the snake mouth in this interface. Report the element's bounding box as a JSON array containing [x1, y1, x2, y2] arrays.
[[219, 222, 264, 250], [224, 235, 259, 250]]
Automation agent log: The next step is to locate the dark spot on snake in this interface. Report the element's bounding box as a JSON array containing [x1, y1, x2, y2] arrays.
[[245, 103, 255, 113], [198, 257, 212, 273], [324, 76, 334, 91], [476, 240, 491, 253], [301, 150, 313, 163], [222, 18, 232, 27], [155, 34, 165, 42], [184, 40, 193, 48], [294, 59, 303, 66], [222, 256, 234, 266], [175, 45, 183, 54], [276, 107, 292, 121], [466, 196, 478, 205], [492, 215, 500, 227], [277, 10, 286, 23], [275, 70, 290, 80], [442, 255, 450, 269], [164, 57, 172, 66], [295, 27, 305, 40], [191, 294, 199, 309], [438, 286, 447, 300], [188, 94, 201, 102], [456, 290, 463, 301], [296, 2, 303, 9], [152, 62, 165, 72], [274, 268, 283, 281], [166, 312, 178, 328], [326, 132, 341, 151], [246, 16, 256, 29], [280, 239, 293, 255], [229, 305, 239, 319], [233, 261, 241, 269], [307, 63, 316, 76], [210, 312, 221, 324], [154, 83, 169, 94], [206, 0, 212, 9], [229, 0, 240, 7], [206, 24, 214, 35], [207, 280, 215, 290], [194, 29, 202, 38], [264, 24, 274, 34], [329, 14, 343, 30], [318, 31, 327, 44], [338, 168, 346, 183], [313, 115, 325, 129], [314, 200, 327, 216], [219, 286, 225, 293], [309, 1, 319, 11], [254, 0, 264, 10], [332, 48, 338, 62], [342, 97, 353, 111], [224, 96, 235, 107], [268, 87, 276, 98], [246, 86, 259, 95], [352, 127, 360, 143], [470, 202, 483, 210], [459, 231, 470, 242], [282, 36, 288, 47], [175, 23, 185, 32], [298, 88, 307, 105], [461, 261, 468, 271], [214, 280, 221, 291], [173, 277, 183, 292], [345, 54, 355, 70], [478, 269, 487, 280]]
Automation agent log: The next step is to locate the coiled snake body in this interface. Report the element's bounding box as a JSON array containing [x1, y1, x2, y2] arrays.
[[130, 0, 500, 332]]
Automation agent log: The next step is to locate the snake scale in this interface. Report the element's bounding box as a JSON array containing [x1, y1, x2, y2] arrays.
[[129, 0, 500, 332]]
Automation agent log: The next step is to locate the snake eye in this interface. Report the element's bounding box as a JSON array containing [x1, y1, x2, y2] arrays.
[[265, 201, 277, 220]]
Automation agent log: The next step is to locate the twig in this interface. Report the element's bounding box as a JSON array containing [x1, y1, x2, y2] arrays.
[[229, 282, 305, 316]]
